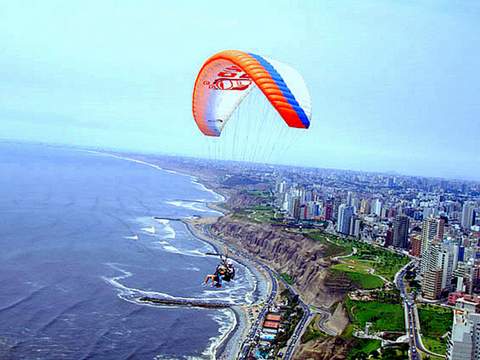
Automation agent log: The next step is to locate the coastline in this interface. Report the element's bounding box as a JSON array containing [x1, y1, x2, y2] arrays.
[[94, 150, 270, 360], [183, 215, 269, 359]]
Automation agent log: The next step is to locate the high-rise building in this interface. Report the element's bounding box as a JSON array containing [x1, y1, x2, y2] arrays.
[[275, 180, 286, 194], [423, 207, 435, 220], [410, 235, 422, 257], [384, 228, 393, 248], [421, 217, 439, 253], [337, 204, 354, 235], [346, 191, 353, 207], [462, 202, 476, 230], [372, 199, 382, 217], [421, 242, 455, 299], [359, 199, 370, 215], [393, 215, 410, 249], [387, 208, 397, 219], [324, 202, 333, 221], [422, 268, 443, 300], [292, 197, 301, 220], [437, 217, 446, 240], [420, 217, 440, 274], [447, 297, 480, 360], [349, 216, 361, 238], [455, 261, 474, 294]]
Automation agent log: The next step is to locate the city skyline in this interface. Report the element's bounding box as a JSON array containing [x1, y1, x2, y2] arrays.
[[1, 1, 479, 180]]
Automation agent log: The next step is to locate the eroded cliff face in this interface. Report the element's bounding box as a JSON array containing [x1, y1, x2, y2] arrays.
[[294, 337, 352, 360], [325, 303, 349, 335], [211, 215, 347, 307], [224, 190, 265, 210]]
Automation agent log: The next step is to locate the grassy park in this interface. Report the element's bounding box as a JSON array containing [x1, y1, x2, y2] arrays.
[[232, 204, 282, 223], [347, 339, 381, 359], [306, 230, 354, 257], [305, 230, 409, 279], [331, 262, 384, 289], [349, 244, 409, 281], [345, 296, 405, 332], [418, 304, 452, 355]]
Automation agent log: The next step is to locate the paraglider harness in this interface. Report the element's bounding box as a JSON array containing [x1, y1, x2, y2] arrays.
[[217, 255, 235, 282], [205, 251, 235, 288]]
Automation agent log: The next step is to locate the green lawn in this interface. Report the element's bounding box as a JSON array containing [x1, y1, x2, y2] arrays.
[[418, 304, 452, 355], [347, 340, 409, 360], [306, 230, 408, 280], [423, 337, 447, 355], [347, 339, 381, 360], [279, 272, 295, 285], [305, 231, 353, 257], [331, 262, 384, 289], [245, 190, 272, 199], [349, 244, 409, 281], [346, 297, 405, 332], [231, 205, 282, 223]]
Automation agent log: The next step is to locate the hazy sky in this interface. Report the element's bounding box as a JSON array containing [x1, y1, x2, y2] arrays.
[[1, 1, 479, 180]]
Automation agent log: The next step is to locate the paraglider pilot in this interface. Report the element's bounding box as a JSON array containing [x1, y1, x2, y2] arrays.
[[204, 259, 235, 288]]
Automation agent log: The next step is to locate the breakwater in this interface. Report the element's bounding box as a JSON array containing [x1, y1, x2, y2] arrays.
[[139, 296, 232, 309]]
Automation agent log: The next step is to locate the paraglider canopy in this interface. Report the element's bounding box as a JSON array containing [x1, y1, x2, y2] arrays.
[[192, 50, 311, 137]]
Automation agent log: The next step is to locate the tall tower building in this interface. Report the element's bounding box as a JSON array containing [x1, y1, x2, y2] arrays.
[[437, 217, 446, 240], [420, 217, 439, 274], [292, 197, 301, 220], [337, 204, 354, 235], [393, 215, 410, 249], [447, 297, 480, 360], [372, 199, 383, 217], [421, 242, 455, 299], [410, 235, 422, 257], [384, 227, 393, 248], [346, 191, 353, 207], [349, 216, 361, 238], [324, 201, 333, 221], [462, 202, 476, 230], [359, 199, 370, 215]]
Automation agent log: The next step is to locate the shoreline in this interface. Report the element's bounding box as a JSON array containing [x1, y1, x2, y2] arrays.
[[89, 149, 271, 359], [183, 216, 270, 359]]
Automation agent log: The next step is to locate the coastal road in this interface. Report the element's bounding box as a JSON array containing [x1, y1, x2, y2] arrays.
[[201, 224, 279, 359], [277, 279, 311, 360], [238, 260, 278, 359], [203, 224, 313, 360]]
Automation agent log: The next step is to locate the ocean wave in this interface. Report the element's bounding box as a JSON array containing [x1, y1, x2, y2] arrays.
[[161, 244, 182, 254], [0, 285, 47, 314], [165, 200, 209, 212], [141, 218, 213, 258], [184, 266, 201, 272], [102, 263, 241, 305], [191, 181, 225, 203], [156, 243, 207, 258], [154, 218, 176, 239], [141, 226, 156, 234], [202, 309, 236, 359], [155, 240, 170, 245]]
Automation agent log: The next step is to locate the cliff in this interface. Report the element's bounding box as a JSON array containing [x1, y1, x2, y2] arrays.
[[211, 216, 350, 307], [294, 337, 353, 360]]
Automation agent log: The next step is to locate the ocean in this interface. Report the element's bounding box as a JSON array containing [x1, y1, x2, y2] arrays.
[[0, 143, 256, 359]]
